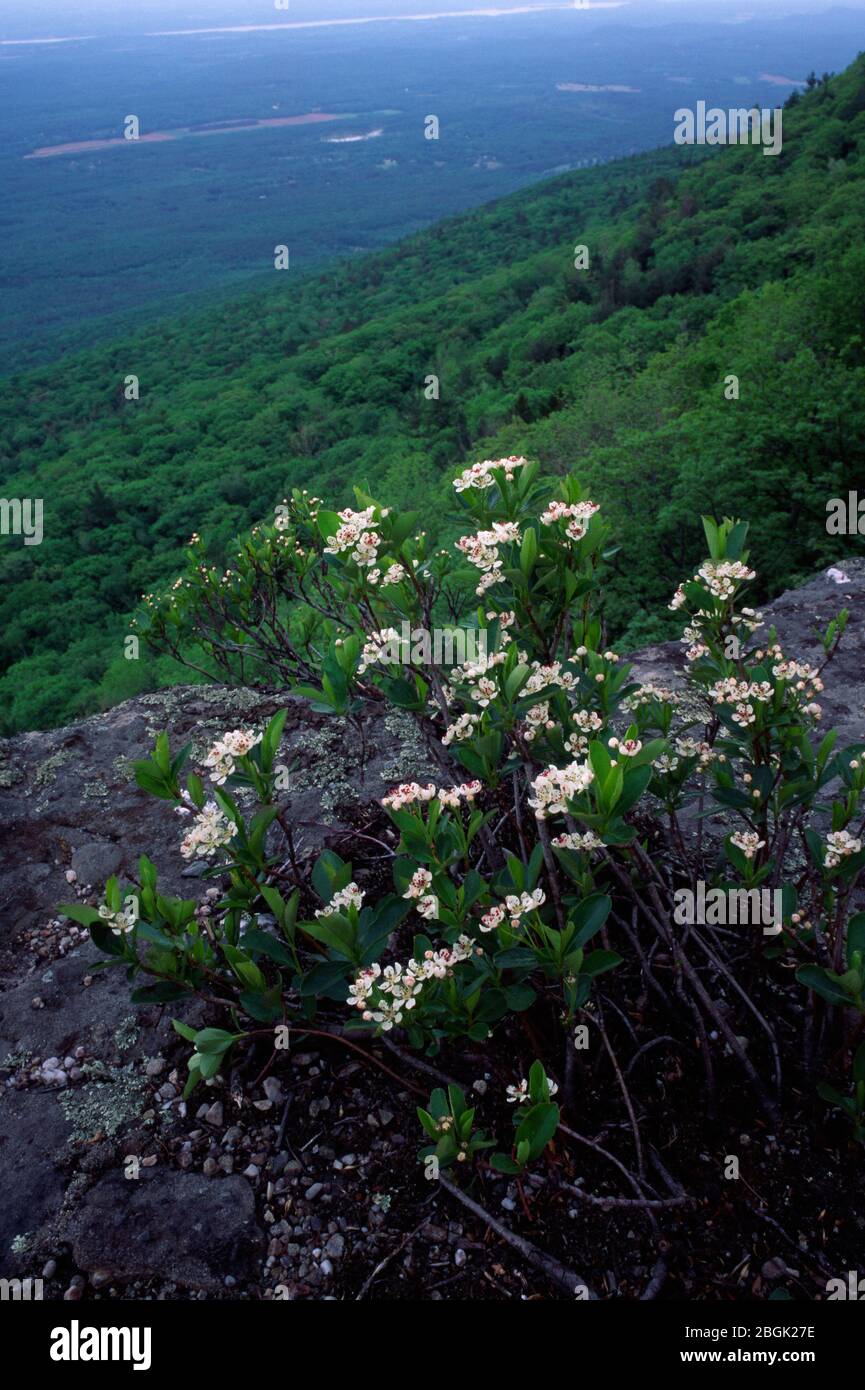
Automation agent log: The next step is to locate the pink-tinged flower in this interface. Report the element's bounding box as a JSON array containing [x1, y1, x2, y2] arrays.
[[479, 905, 506, 933], [403, 867, 433, 900], [452, 456, 528, 493], [202, 727, 262, 783], [730, 831, 765, 860], [528, 761, 594, 818], [825, 830, 862, 869], [552, 830, 605, 852], [316, 882, 364, 919], [618, 738, 642, 757], [180, 802, 237, 860]]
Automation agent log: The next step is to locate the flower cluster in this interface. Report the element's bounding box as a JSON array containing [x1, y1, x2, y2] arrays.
[[98, 900, 139, 935], [381, 781, 437, 811], [403, 867, 433, 899], [564, 708, 604, 756], [697, 560, 756, 599], [347, 935, 480, 1029], [358, 627, 401, 674], [528, 761, 594, 818], [825, 830, 862, 870], [315, 883, 364, 918], [371, 562, 406, 587], [730, 830, 765, 860], [539, 499, 599, 541], [382, 779, 481, 813], [552, 830, 605, 852], [505, 889, 546, 925], [323, 506, 382, 567], [479, 888, 546, 932], [202, 728, 262, 784], [452, 455, 528, 492], [623, 682, 679, 711], [709, 677, 774, 728], [180, 802, 237, 860], [674, 736, 717, 768], [507, 1074, 558, 1104], [456, 522, 521, 596], [438, 781, 482, 808], [442, 712, 480, 746]]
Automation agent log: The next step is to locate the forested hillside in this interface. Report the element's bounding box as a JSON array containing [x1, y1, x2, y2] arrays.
[[2, 60, 863, 734]]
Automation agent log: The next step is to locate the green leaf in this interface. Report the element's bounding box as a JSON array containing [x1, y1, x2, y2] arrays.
[[417, 1108, 440, 1141], [847, 913, 865, 964], [135, 921, 177, 950], [240, 927, 294, 967], [520, 527, 538, 577], [796, 964, 850, 1007], [581, 949, 623, 978], [59, 903, 102, 927], [192, 1028, 238, 1054], [490, 1153, 521, 1175], [515, 1100, 560, 1158], [312, 849, 349, 904], [571, 893, 612, 949]]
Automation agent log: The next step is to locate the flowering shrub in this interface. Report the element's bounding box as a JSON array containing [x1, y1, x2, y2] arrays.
[[62, 461, 864, 1154], [491, 1061, 560, 1176], [417, 1084, 495, 1171]]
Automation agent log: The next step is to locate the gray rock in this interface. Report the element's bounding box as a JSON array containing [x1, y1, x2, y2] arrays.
[[71, 841, 124, 885], [0, 1088, 71, 1274], [68, 1170, 265, 1292]]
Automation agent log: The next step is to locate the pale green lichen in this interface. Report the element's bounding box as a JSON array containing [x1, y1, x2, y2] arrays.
[[34, 748, 73, 788], [0, 1048, 32, 1072], [290, 722, 363, 818], [83, 779, 110, 803], [380, 709, 438, 785], [58, 1064, 151, 1144], [0, 751, 23, 788], [114, 1015, 141, 1051]]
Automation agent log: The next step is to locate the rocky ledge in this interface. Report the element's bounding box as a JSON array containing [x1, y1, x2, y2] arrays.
[[0, 561, 860, 1300]]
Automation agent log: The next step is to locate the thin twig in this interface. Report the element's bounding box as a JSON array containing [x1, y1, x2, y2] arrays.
[[438, 1174, 596, 1299]]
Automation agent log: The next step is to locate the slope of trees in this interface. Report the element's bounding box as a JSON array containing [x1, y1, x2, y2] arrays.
[[1, 60, 863, 733]]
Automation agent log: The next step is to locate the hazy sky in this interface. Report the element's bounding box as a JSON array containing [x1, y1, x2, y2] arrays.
[[2, 0, 865, 39], [2, 0, 865, 21]]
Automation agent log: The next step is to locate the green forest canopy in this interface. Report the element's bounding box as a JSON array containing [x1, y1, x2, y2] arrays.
[[1, 60, 863, 734]]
